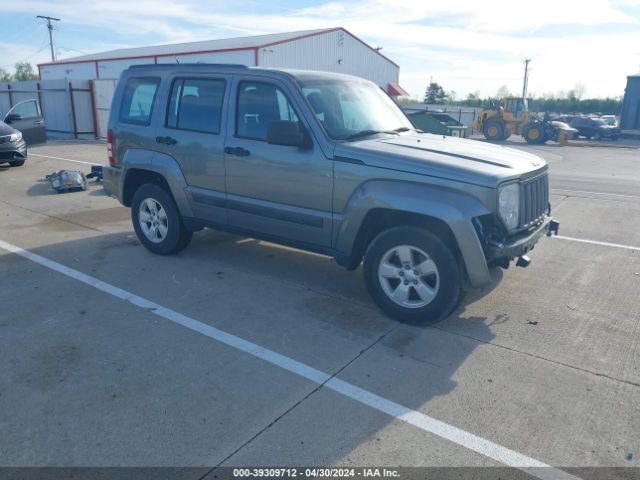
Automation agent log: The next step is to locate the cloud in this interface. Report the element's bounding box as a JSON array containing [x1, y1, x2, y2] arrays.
[[2, 0, 637, 98]]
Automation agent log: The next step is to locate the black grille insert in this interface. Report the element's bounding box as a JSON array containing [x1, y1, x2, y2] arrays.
[[520, 174, 549, 228]]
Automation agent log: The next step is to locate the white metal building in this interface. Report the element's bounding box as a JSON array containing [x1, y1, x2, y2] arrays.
[[38, 27, 408, 97]]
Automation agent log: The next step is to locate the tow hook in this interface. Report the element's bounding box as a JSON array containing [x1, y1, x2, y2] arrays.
[[516, 255, 531, 268], [547, 220, 560, 237]]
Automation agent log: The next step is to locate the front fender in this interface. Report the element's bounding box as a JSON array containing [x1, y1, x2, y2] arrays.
[[335, 180, 493, 288]]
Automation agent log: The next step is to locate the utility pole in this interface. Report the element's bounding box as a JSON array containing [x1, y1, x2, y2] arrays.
[[522, 58, 531, 100], [36, 15, 61, 62]]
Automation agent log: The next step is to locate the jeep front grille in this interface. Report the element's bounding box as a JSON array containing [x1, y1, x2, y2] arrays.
[[520, 174, 549, 228]]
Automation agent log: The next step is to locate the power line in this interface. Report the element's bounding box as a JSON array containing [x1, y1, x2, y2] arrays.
[[3, 18, 41, 44], [57, 45, 89, 55], [0, 42, 50, 69], [36, 15, 61, 62]]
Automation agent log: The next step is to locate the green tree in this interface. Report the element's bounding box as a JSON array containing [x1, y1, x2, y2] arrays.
[[424, 81, 447, 104], [0, 68, 12, 82], [495, 85, 511, 100], [446, 90, 457, 104], [464, 90, 483, 107], [14, 62, 38, 81]]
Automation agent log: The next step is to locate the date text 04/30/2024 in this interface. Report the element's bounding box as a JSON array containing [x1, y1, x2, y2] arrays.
[[232, 468, 400, 478]]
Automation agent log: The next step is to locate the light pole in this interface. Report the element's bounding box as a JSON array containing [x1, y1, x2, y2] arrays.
[[522, 58, 531, 100]]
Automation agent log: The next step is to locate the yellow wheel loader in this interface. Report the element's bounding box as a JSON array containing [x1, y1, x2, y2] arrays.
[[472, 97, 550, 144]]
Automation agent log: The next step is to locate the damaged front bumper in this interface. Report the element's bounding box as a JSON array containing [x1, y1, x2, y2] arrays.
[[484, 216, 560, 268], [0, 139, 27, 164]]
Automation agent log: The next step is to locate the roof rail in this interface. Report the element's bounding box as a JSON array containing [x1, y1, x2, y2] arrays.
[[129, 63, 249, 69]]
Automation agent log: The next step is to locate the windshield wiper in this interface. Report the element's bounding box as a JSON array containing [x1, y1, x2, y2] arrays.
[[394, 126, 422, 133], [341, 129, 400, 141]]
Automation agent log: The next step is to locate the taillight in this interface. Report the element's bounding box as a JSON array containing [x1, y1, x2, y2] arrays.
[[107, 129, 115, 166]]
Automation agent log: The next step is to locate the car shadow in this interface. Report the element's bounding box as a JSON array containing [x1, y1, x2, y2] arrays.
[[26, 179, 57, 196], [25, 179, 106, 197], [1, 225, 507, 471]]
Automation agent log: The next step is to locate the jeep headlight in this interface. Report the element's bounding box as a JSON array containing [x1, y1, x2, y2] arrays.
[[9, 132, 22, 142], [498, 183, 520, 230]]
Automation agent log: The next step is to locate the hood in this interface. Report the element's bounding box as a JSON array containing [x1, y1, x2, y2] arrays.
[[334, 133, 547, 188], [0, 121, 17, 136]]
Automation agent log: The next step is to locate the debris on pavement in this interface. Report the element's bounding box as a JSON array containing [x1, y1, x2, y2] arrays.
[[46, 170, 87, 193]]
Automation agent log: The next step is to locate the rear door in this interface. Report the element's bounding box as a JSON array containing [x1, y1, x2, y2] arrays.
[[153, 74, 231, 224], [3, 100, 46, 145]]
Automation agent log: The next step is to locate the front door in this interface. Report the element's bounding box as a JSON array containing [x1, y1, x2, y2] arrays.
[[224, 77, 333, 247], [153, 74, 231, 224], [4, 100, 46, 145]]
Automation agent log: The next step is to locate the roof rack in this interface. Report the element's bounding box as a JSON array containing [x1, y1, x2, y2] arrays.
[[129, 63, 249, 69]]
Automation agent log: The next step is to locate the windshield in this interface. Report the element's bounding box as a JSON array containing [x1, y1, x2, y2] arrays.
[[298, 78, 413, 140]]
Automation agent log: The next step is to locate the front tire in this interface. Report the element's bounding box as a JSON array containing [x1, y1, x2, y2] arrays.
[[9, 158, 25, 167], [363, 227, 461, 325], [483, 120, 504, 141], [131, 183, 193, 255], [523, 124, 546, 144]]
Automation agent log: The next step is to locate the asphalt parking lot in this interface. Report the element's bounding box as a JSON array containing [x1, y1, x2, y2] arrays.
[[1, 137, 639, 479]]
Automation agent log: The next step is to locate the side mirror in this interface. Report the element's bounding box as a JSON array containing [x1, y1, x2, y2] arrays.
[[267, 121, 306, 147], [4, 113, 21, 124]]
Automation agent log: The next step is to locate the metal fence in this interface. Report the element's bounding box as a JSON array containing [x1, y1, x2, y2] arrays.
[[0, 79, 117, 141]]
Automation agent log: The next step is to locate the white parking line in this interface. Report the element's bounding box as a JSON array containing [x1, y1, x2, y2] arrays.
[[553, 235, 640, 252], [0, 238, 578, 480], [30, 153, 102, 166], [551, 188, 640, 200]]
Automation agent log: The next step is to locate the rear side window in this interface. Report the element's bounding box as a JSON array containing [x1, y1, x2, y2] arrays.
[[166, 78, 226, 134], [119, 77, 160, 125]]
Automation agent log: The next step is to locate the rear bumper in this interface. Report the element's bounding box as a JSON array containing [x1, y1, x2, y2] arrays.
[[486, 216, 558, 261], [103, 165, 124, 202]]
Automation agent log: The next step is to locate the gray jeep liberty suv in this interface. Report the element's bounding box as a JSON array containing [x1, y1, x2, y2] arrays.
[[103, 64, 558, 324]]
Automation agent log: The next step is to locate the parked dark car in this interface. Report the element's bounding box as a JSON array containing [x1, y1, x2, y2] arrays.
[[550, 121, 578, 140], [0, 120, 27, 167], [3, 99, 47, 145], [570, 117, 620, 140]]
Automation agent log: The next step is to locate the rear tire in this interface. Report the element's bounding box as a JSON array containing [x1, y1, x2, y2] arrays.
[[131, 183, 193, 255], [363, 227, 461, 325]]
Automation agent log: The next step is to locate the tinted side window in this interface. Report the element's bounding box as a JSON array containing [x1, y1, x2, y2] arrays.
[[11, 100, 39, 119], [166, 78, 226, 134], [236, 82, 299, 141], [119, 77, 160, 125]]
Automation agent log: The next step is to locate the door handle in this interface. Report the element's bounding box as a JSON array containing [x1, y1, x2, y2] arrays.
[[34, 120, 44, 125], [224, 146, 250, 157], [156, 136, 177, 145]]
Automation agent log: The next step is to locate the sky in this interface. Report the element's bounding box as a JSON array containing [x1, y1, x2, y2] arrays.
[[2, 0, 640, 100]]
